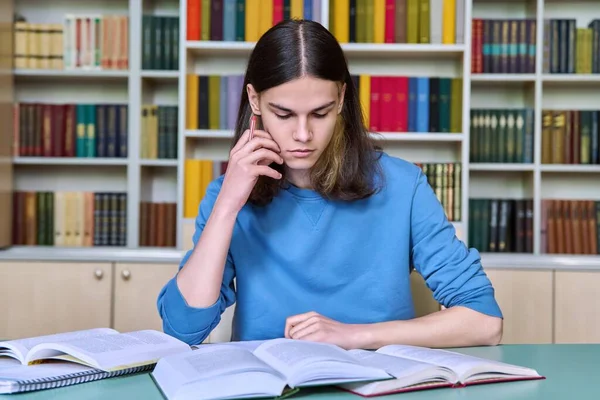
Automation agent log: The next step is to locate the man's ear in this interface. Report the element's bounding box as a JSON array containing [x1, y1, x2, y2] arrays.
[[338, 83, 346, 114], [246, 83, 261, 115]]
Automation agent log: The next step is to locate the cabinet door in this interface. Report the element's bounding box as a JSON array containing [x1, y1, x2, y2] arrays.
[[555, 270, 600, 343], [113, 263, 179, 333], [484, 268, 553, 344], [0, 261, 112, 339]]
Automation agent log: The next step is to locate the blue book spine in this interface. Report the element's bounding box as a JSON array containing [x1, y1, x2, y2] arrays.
[[408, 78, 417, 132], [416, 77, 429, 133], [312, 0, 321, 23], [304, 0, 312, 20], [223, 0, 236, 41]]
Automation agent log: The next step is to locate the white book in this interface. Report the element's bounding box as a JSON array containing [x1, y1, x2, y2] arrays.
[[152, 338, 391, 400], [0, 328, 191, 372], [152, 339, 544, 400]]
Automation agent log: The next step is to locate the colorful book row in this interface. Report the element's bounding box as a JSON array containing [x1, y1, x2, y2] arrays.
[[139, 202, 177, 247], [184, 159, 228, 218], [541, 110, 600, 165], [415, 162, 462, 222], [543, 19, 600, 74], [471, 19, 537, 74], [141, 105, 179, 160], [330, 0, 464, 45], [469, 108, 534, 164], [469, 198, 534, 254], [185, 74, 463, 134], [13, 103, 129, 159], [142, 15, 179, 71], [541, 199, 600, 255], [12, 191, 127, 247], [186, 0, 322, 42], [13, 15, 129, 71]]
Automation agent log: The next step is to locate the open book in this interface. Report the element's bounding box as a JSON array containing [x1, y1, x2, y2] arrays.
[[151, 338, 391, 400], [339, 344, 544, 396], [0, 328, 191, 372], [152, 339, 544, 400]]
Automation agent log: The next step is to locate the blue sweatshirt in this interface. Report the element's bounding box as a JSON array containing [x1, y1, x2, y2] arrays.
[[157, 152, 502, 346]]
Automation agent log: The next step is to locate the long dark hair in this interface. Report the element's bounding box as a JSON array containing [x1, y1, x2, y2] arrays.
[[232, 19, 384, 206]]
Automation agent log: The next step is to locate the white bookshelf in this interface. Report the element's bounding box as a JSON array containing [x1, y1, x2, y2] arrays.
[[5, 0, 600, 264]]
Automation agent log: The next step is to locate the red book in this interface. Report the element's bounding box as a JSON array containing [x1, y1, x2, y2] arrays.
[[384, 0, 395, 43], [394, 76, 408, 132], [369, 76, 381, 132], [471, 19, 483, 73], [380, 76, 394, 132], [187, 0, 201, 40], [273, 0, 284, 25]]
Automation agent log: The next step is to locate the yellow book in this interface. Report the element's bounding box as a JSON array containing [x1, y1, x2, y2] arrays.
[[259, 0, 274, 37], [186, 74, 199, 130], [333, 0, 349, 43], [184, 159, 202, 218], [359, 75, 371, 129], [373, 0, 385, 43], [406, 0, 419, 44], [201, 160, 214, 199], [201, 0, 210, 40], [149, 106, 158, 159], [450, 78, 463, 133], [442, 0, 455, 44], [291, 0, 304, 19], [245, 0, 260, 42], [208, 76, 221, 130]]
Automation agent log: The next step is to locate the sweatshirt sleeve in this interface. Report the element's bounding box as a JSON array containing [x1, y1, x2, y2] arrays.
[[409, 170, 503, 319], [156, 177, 237, 346]]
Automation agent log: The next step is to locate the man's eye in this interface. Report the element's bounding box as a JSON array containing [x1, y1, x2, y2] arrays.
[[275, 114, 291, 120], [313, 113, 328, 119]]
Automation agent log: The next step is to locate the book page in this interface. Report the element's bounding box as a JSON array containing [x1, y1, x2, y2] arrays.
[[0, 328, 116, 364], [151, 345, 286, 400], [376, 345, 538, 380], [25, 330, 190, 371], [348, 349, 455, 381], [253, 339, 361, 377]]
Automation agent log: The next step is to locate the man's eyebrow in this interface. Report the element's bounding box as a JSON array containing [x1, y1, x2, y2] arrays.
[[267, 101, 336, 113]]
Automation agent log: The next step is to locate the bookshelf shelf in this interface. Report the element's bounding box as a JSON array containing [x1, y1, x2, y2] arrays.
[[540, 165, 600, 173], [13, 157, 129, 166], [14, 69, 130, 79], [140, 159, 178, 167], [185, 41, 465, 58], [471, 74, 537, 82], [185, 130, 465, 143], [470, 163, 535, 172], [141, 71, 179, 80], [542, 75, 600, 83]]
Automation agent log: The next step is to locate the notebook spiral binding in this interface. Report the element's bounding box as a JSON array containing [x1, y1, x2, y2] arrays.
[[8, 364, 154, 394]]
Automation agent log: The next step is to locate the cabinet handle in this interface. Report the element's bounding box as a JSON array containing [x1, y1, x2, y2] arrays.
[[122, 270, 131, 280], [94, 269, 104, 280]]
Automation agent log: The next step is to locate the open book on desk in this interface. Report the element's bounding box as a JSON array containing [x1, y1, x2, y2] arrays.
[[0, 328, 190, 372], [340, 344, 544, 396], [152, 339, 544, 400], [151, 338, 391, 400]]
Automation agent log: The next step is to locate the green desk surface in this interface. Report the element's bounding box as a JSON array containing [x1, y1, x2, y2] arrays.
[[1, 344, 599, 399]]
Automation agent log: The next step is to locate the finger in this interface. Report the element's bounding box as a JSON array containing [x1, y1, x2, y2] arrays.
[[242, 136, 281, 155], [285, 312, 314, 339], [288, 316, 321, 338], [243, 148, 284, 166], [290, 318, 322, 340], [252, 165, 283, 180], [230, 129, 252, 154]]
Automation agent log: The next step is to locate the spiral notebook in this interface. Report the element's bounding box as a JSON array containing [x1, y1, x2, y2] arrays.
[[0, 358, 153, 394]]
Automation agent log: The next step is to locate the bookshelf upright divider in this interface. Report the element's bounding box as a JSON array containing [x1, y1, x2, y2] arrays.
[[129, 0, 142, 249], [462, 0, 474, 241], [176, 0, 189, 251], [533, 0, 545, 255]]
